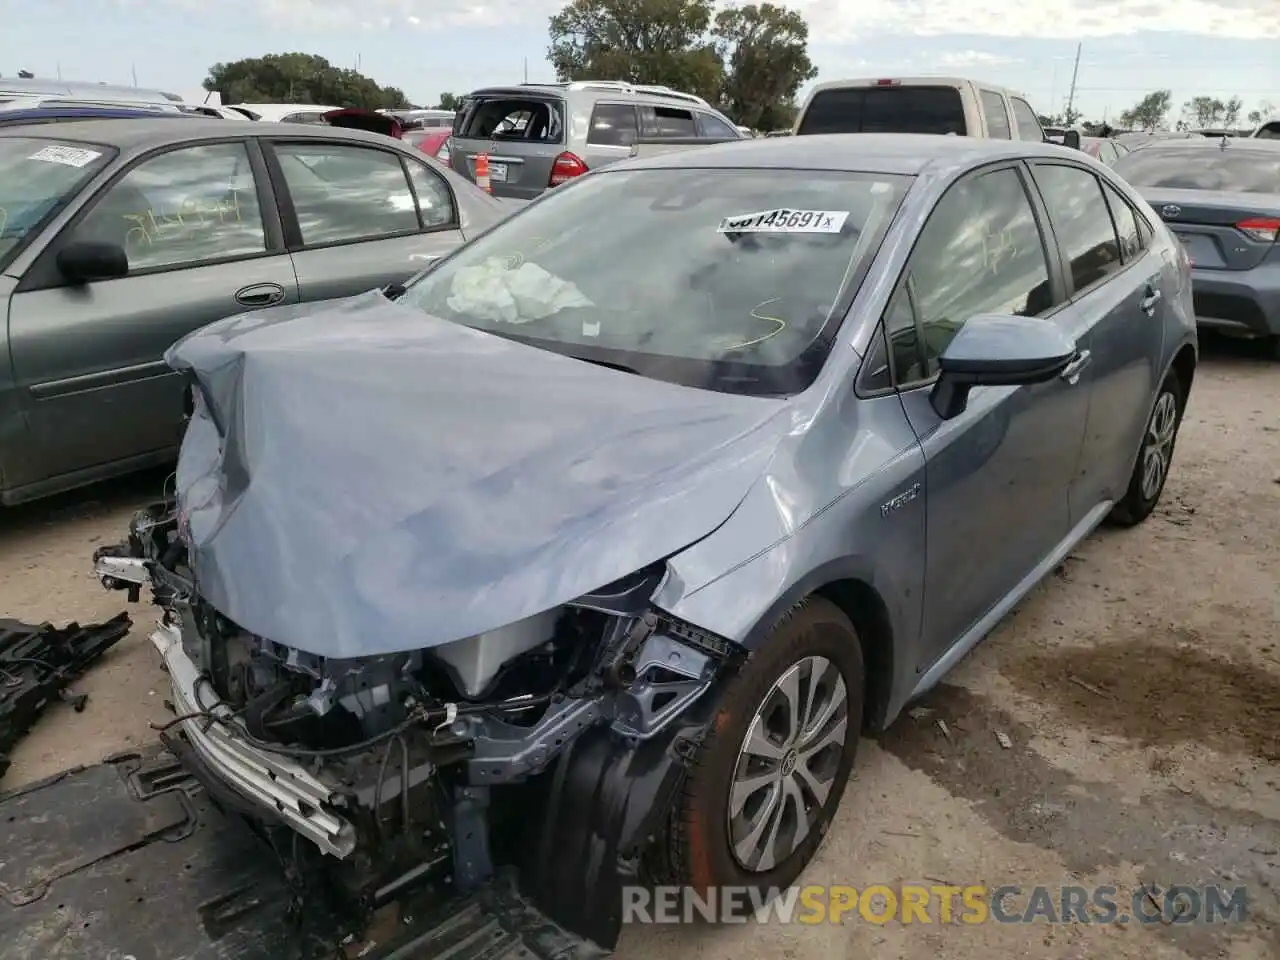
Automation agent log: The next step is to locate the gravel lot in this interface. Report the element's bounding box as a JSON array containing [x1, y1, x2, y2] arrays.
[[1, 336, 1276, 959]]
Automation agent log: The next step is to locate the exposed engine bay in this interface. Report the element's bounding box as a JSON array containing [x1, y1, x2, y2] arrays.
[[94, 498, 744, 950]]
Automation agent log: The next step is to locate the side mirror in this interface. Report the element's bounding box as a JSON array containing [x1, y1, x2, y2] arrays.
[[1062, 129, 1082, 150], [930, 314, 1078, 420], [56, 241, 129, 284]]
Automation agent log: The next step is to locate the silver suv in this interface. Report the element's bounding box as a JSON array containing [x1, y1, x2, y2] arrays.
[[448, 80, 743, 199]]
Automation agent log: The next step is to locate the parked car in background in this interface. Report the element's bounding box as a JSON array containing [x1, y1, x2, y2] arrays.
[[448, 80, 743, 199], [1080, 135, 1130, 166], [382, 108, 454, 132], [793, 77, 1049, 142], [0, 103, 202, 127], [0, 118, 511, 504], [1250, 120, 1280, 139], [1112, 138, 1280, 357], [222, 103, 341, 122], [1115, 131, 1204, 150], [0, 77, 180, 107], [123, 133, 1195, 958]]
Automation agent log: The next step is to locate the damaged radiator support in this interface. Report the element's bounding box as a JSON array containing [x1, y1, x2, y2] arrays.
[[0, 613, 132, 780]]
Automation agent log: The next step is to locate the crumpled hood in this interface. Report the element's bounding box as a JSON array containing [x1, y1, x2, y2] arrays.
[[166, 291, 791, 659]]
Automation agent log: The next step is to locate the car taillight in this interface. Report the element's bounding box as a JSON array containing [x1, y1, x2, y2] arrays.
[[873, 78, 900, 86], [1237, 217, 1280, 243], [549, 152, 587, 186]]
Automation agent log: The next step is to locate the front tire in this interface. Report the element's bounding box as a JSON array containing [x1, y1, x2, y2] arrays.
[[655, 597, 864, 901], [1107, 369, 1185, 527]]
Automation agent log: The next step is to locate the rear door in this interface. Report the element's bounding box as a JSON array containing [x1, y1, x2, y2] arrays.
[[638, 103, 698, 138], [1026, 161, 1165, 517], [264, 137, 464, 301], [6, 137, 298, 490], [581, 101, 641, 171], [448, 92, 566, 200]]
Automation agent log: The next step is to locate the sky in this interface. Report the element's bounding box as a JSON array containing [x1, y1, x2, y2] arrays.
[[2, 0, 1277, 125]]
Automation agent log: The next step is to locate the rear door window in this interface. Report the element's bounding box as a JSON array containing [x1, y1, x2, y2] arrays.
[[456, 97, 563, 144], [639, 105, 697, 137], [273, 141, 420, 246], [980, 90, 1011, 138], [797, 86, 966, 135], [1099, 180, 1145, 262], [1009, 98, 1044, 141], [586, 102, 640, 147]]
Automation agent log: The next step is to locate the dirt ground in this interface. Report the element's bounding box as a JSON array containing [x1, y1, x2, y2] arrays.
[[1, 335, 1276, 959]]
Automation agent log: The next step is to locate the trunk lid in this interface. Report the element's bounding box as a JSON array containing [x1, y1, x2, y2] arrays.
[[448, 89, 567, 200], [164, 291, 790, 659], [1137, 188, 1280, 271]]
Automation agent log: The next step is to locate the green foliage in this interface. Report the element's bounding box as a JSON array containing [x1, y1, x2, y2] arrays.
[[437, 92, 461, 110], [203, 54, 410, 110], [1117, 90, 1171, 131], [547, 0, 814, 124], [713, 3, 816, 130]]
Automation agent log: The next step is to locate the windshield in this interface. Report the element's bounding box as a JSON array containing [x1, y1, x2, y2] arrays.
[[797, 86, 966, 136], [399, 166, 910, 395], [0, 136, 114, 269], [1113, 147, 1280, 194]]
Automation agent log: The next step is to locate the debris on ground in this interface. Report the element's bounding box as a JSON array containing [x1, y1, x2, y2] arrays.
[[0, 613, 132, 780], [936, 719, 952, 742], [995, 730, 1012, 749]]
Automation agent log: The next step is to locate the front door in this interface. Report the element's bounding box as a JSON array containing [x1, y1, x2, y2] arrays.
[[887, 163, 1092, 669], [265, 139, 465, 302], [7, 139, 298, 489]]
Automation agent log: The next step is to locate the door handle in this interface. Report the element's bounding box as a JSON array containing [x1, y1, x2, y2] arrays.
[[1139, 286, 1162, 315], [1060, 349, 1092, 385], [234, 282, 286, 307]]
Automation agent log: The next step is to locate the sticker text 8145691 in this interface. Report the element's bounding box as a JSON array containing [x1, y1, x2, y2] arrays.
[[717, 208, 849, 234], [28, 145, 103, 168]]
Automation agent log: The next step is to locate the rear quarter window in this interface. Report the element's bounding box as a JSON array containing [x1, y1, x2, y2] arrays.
[[797, 86, 966, 136]]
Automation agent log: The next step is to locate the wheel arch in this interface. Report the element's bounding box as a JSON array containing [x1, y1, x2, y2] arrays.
[[730, 560, 899, 736]]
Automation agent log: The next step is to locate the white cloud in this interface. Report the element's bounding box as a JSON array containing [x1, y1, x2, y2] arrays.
[[228, 0, 1279, 40], [934, 50, 1023, 68]]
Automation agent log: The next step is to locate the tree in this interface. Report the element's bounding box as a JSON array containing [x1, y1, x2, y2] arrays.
[[1180, 95, 1231, 128], [203, 54, 410, 110], [712, 3, 816, 131], [1221, 95, 1243, 128], [1117, 89, 1171, 131], [548, 0, 725, 103], [1246, 100, 1274, 127], [437, 92, 461, 110]]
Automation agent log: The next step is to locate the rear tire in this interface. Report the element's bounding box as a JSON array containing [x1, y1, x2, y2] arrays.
[[653, 597, 863, 906], [1106, 369, 1185, 527]]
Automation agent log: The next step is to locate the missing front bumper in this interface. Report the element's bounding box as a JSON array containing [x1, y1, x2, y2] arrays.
[[151, 621, 358, 857]]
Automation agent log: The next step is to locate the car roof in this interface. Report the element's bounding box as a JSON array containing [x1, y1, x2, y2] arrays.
[[611, 133, 1090, 177], [0, 117, 405, 150]]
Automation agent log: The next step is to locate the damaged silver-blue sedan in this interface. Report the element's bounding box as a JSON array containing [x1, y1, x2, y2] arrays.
[[96, 133, 1197, 951]]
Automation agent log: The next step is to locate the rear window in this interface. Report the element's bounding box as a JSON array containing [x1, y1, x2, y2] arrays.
[[0, 136, 114, 270], [456, 96, 564, 145], [1112, 147, 1280, 194], [797, 85, 966, 136]]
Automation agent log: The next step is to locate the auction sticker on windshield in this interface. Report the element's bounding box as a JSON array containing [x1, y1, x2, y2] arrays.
[[28, 145, 103, 168], [718, 208, 849, 233]]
